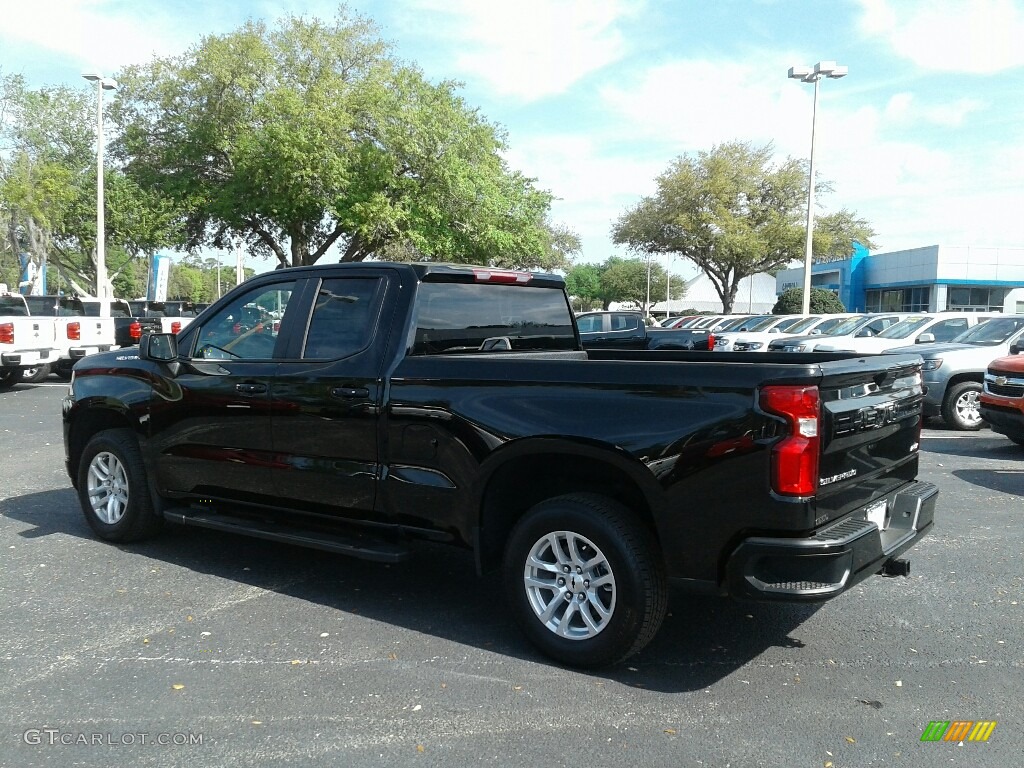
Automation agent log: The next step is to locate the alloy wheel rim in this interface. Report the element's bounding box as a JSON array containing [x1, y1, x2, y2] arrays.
[[956, 391, 981, 426], [87, 451, 129, 524], [523, 530, 616, 640]]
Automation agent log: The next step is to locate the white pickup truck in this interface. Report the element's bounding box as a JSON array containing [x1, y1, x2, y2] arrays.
[[23, 295, 123, 379], [1, 290, 67, 387]]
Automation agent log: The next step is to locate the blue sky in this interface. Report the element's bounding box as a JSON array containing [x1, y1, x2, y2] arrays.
[[3, 0, 1023, 279]]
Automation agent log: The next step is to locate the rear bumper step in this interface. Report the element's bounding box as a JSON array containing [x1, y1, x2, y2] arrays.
[[726, 480, 938, 601], [162, 508, 409, 563]]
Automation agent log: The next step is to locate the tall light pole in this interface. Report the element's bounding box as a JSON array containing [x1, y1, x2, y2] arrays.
[[665, 254, 672, 319], [83, 73, 118, 299], [788, 61, 847, 315], [644, 255, 651, 319]]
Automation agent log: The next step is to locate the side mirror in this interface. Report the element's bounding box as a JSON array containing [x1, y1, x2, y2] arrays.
[[140, 332, 178, 362], [1011, 343, 1021, 355], [916, 333, 935, 344]]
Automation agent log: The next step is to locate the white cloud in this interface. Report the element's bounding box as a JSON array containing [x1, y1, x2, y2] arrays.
[[0, 0, 201, 74], [858, 0, 1024, 73], [884, 92, 987, 127], [402, 0, 642, 100]]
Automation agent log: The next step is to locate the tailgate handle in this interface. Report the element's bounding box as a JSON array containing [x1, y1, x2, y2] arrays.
[[235, 382, 267, 395], [332, 386, 369, 399]]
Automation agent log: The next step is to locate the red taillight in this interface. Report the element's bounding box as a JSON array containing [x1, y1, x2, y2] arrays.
[[706, 333, 715, 350], [233, 323, 242, 335], [472, 268, 532, 284], [129, 321, 142, 340], [759, 385, 820, 497], [67, 322, 81, 341], [0, 322, 13, 345], [171, 321, 182, 334]]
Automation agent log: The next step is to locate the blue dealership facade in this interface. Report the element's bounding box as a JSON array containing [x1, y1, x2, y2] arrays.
[[776, 244, 1024, 314]]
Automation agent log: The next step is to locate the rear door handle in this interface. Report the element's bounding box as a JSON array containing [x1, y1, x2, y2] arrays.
[[235, 382, 267, 395], [331, 386, 369, 399]]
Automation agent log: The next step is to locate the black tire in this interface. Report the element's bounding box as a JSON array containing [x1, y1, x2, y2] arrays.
[[0, 368, 22, 390], [503, 493, 667, 668], [942, 381, 984, 430], [77, 429, 164, 542], [21, 364, 51, 383]]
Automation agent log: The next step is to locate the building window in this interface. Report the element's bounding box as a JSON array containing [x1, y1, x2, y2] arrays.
[[865, 286, 930, 312], [946, 286, 1006, 312]]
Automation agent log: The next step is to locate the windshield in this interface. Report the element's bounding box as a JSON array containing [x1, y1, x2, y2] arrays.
[[730, 315, 778, 332], [715, 316, 749, 331], [812, 316, 852, 334], [953, 317, 1024, 345], [783, 316, 823, 334], [821, 315, 869, 335], [877, 316, 934, 339]]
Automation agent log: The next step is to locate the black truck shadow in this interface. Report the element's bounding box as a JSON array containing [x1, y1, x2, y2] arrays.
[[952, 468, 1024, 497], [3, 488, 821, 693]]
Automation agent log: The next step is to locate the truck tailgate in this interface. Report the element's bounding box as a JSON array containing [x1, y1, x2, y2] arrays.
[[814, 354, 924, 525]]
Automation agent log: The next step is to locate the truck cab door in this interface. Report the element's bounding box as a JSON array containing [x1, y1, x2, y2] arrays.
[[149, 278, 299, 505], [268, 271, 394, 522]]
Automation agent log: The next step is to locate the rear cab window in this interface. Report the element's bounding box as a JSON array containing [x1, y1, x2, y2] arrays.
[[409, 282, 576, 355]]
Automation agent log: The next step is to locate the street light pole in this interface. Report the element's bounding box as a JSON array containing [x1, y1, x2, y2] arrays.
[[83, 73, 118, 300], [665, 254, 672, 320], [788, 61, 847, 315]]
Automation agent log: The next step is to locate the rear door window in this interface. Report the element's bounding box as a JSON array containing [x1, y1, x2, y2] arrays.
[[301, 278, 384, 360]]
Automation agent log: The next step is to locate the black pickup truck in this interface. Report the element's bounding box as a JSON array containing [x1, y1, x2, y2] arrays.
[[576, 310, 731, 350], [62, 262, 937, 667]]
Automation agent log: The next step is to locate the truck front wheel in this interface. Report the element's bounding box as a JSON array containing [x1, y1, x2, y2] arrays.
[[77, 429, 163, 542], [503, 493, 667, 668], [942, 381, 984, 430]]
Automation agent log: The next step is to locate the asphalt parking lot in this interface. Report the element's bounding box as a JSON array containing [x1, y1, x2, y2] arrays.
[[1, 381, 1021, 767]]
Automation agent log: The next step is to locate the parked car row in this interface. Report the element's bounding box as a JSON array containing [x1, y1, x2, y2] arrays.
[[0, 288, 199, 388], [575, 308, 1024, 437]]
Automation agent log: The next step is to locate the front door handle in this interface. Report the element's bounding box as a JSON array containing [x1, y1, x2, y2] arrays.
[[235, 382, 267, 395], [331, 386, 369, 399]]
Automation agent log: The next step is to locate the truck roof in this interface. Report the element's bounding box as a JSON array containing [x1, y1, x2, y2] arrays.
[[268, 261, 567, 289]]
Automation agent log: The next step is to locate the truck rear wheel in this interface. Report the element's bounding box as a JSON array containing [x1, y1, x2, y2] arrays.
[[77, 429, 164, 542], [942, 381, 984, 430], [21, 364, 51, 383], [503, 493, 667, 668], [54, 360, 74, 381]]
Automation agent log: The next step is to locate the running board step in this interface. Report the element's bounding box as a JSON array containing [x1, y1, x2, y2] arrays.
[[162, 508, 409, 563]]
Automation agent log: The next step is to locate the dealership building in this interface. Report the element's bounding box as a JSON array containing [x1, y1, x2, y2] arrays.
[[775, 244, 1024, 314]]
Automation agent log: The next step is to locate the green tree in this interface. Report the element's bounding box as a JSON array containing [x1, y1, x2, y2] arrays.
[[612, 140, 875, 313], [813, 210, 877, 263], [597, 256, 680, 311], [564, 263, 602, 311], [168, 263, 207, 302], [0, 73, 181, 297], [112, 9, 569, 271], [772, 287, 846, 314]]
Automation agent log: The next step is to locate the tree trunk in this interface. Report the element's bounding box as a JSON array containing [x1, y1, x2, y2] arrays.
[[290, 227, 310, 267]]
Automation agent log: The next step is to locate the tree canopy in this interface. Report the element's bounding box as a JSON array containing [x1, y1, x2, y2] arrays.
[[1, 72, 182, 296], [111, 9, 573, 271], [565, 256, 682, 311], [612, 140, 876, 313], [772, 287, 846, 314]]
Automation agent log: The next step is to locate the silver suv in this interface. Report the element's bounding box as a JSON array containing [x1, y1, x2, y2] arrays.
[[885, 315, 1024, 430]]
